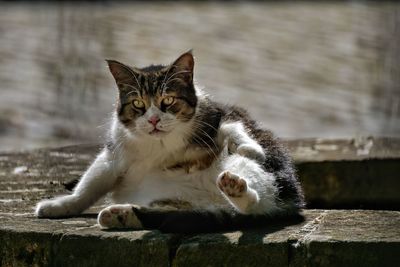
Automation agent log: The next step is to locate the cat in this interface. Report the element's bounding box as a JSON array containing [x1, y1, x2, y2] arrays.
[[35, 51, 305, 233]]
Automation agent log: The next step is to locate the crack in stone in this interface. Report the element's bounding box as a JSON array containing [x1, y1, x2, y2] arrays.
[[287, 211, 328, 266], [167, 234, 184, 267], [292, 210, 328, 248], [59, 224, 100, 241]]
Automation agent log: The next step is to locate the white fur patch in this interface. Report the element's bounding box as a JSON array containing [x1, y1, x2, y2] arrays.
[[219, 121, 266, 163]]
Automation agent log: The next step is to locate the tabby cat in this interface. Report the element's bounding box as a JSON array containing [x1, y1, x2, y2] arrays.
[[36, 51, 304, 233]]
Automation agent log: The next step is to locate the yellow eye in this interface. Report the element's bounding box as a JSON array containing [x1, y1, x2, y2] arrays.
[[162, 96, 174, 106], [132, 99, 144, 109]]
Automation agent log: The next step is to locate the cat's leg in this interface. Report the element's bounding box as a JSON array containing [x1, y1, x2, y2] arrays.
[[35, 149, 119, 218], [217, 154, 280, 215], [218, 121, 265, 162]]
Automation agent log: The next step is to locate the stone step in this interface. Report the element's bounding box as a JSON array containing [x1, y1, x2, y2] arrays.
[[0, 138, 399, 266], [1, 210, 399, 267], [285, 137, 400, 210]]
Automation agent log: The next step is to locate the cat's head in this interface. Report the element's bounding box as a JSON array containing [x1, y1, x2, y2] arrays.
[[107, 51, 197, 138]]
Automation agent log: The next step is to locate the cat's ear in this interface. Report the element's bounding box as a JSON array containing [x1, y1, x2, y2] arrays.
[[170, 51, 194, 83], [106, 59, 140, 88]]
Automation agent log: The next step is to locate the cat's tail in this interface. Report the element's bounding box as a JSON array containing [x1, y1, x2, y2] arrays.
[[132, 207, 304, 234]]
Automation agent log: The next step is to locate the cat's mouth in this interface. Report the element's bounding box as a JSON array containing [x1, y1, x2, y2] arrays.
[[149, 128, 166, 135]]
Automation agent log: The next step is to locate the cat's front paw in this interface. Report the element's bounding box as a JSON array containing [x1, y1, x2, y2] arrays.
[[35, 198, 71, 218], [237, 144, 266, 162], [98, 204, 143, 229], [217, 171, 248, 198]]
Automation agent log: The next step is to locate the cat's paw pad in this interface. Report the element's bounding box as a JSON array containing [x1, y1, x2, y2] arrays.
[[237, 144, 266, 162], [217, 171, 247, 198], [98, 204, 143, 229]]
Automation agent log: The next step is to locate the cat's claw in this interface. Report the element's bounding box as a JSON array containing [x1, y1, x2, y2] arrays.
[[217, 171, 248, 198], [98, 204, 143, 229]]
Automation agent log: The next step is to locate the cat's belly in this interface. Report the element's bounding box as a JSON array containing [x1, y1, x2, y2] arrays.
[[110, 163, 229, 209]]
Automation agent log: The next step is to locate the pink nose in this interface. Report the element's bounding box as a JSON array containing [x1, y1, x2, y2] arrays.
[[148, 115, 160, 126]]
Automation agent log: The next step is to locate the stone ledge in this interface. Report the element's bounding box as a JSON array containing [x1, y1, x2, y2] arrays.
[[286, 137, 400, 210], [285, 137, 400, 162], [0, 214, 173, 267], [1, 138, 399, 266], [1, 210, 399, 267]]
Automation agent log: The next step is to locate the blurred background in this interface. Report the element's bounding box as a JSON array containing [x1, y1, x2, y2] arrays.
[[0, 1, 399, 151]]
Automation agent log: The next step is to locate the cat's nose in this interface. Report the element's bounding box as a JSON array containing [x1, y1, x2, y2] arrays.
[[148, 115, 160, 126]]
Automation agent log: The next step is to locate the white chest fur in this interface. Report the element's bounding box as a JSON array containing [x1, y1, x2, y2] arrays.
[[110, 132, 229, 209]]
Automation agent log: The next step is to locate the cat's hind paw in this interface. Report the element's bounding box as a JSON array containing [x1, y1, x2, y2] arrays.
[[98, 204, 143, 229], [237, 144, 266, 163], [227, 138, 265, 163], [217, 171, 248, 198]]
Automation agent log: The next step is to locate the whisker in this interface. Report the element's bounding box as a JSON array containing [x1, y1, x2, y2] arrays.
[[164, 77, 184, 88], [118, 83, 141, 97], [161, 69, 191, 94], [190, 131, 219, 160], [191, 122, 219, 150], [192, 118, 219, 133], [125, 67, 141, 89], [165, 70, 190, 84], [109, 135, 126, 175], [160, 65, 175, 94]]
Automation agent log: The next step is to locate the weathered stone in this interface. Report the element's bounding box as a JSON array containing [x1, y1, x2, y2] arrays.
[[1, 140, 400, 266], [173, 210, 322, 267], [0, 145, 99, 214], [1, 210, 399, 266], [285, 137, 400, 209], [289, 210, 400, 267], [297, 159, 400, 210], [0, 215, 173, 267], [285, 137, 400, 162]]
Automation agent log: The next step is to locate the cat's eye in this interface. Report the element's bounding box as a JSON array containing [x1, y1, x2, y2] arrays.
[[162, 96, 175, 106], [132, 99, 145, 109]]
